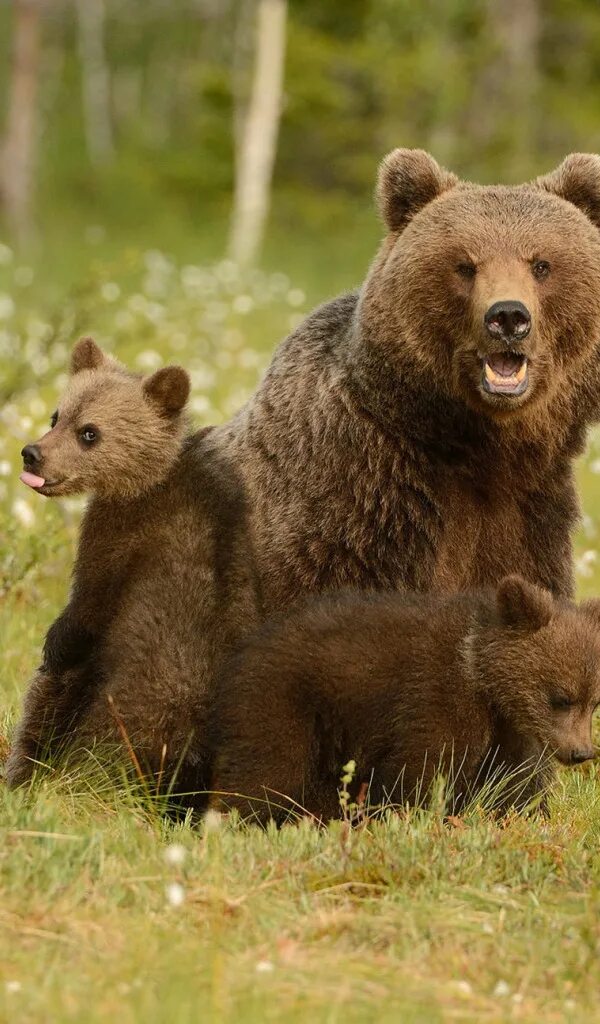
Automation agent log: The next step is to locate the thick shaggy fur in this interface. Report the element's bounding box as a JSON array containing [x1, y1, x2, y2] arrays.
[[6, 341, 260, 795], [212, 151, 600, 607], [210, 577, 600, 823]]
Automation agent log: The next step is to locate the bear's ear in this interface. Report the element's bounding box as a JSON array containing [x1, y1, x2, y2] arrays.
[[143, 365, 190, 416], [536, 153, 600, 229], [70, 336, 108, 375], [376, 148, 458, 233], [496, 575, 554, 631], [580, 598, 600, 632]]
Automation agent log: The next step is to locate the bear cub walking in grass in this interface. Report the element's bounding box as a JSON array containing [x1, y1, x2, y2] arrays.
[[210, 576, 600, 823], [6, 338, 260, 799]]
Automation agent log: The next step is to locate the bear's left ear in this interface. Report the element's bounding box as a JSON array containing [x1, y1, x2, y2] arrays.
[[376, 148, 458, 233], [496, 575, 554, 631], [536, 153, 600, 229], [71, 336, 109, 375], [143, 365, 190, 416]]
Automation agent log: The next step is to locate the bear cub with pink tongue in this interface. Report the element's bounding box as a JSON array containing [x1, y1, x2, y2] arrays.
[[7, 337, 260, 800]]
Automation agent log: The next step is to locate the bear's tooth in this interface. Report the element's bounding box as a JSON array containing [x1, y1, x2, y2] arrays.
[[515, 359, 528, 383], [484, 361, 497, 383]]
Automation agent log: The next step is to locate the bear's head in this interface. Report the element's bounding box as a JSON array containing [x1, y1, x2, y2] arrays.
[[359, 149, 600, 422], [20, 337, 190, 499], [465, 574, 600, 766]]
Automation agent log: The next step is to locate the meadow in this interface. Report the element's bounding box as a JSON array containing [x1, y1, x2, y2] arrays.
[[2, 218, 600, 1023]]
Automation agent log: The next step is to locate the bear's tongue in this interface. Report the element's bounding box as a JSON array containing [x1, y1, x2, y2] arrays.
[[20, 471, 46, 489], [487, 353, 523, 378]]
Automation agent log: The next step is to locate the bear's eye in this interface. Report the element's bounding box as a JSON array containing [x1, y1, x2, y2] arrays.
[[50, 410, 58, 428], [79, 425, 99, 446], [550, 694, 574, 711], [456, 262, 477, 279], [532, 259, 551, 280]]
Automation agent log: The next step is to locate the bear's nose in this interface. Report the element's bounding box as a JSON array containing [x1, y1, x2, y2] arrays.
[[484, 301, 531, 343], [570, 748, 595, 764], [21, 444, 42, 467]]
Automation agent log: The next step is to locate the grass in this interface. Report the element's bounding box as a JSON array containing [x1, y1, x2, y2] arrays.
[[3, 214, 600, 1022]]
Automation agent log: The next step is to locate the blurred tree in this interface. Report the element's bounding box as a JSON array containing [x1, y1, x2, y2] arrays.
[[0, 0, 42, 244], [228, 0, 287, 267], [76, 0, 114, 166]]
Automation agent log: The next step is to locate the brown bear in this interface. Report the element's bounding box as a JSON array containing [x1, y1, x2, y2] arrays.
[[10, 150, 600, 792], [209, 576, 600, 824], [6, 338, 261, 796], [211, 150, 600, 607]]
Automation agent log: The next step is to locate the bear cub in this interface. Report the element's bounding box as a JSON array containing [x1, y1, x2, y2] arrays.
[[210, 576, 600, 823], [7, 337, 260, 800]]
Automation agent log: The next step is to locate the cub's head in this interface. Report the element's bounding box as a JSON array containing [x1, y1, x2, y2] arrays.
[[467, 575, 600, 766], [20, 337, 190, 499], [360, 149, 600, 420]]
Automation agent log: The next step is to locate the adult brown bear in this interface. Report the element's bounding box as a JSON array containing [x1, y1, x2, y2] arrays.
[[213, 149, 600, 605], [8, 149, 600, 788]]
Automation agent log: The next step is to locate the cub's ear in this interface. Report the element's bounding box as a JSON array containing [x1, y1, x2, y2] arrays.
[[536, 153, 600, 229], [496, 575, 554, 631], [143, 365, 190, 416], [580, 598, 600, 632], [376, 148, 458, 233], [70, 336, 108, 375]]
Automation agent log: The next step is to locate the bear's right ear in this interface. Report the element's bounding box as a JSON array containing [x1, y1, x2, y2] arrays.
[[496, 575, 554, 631], [143, 365, 190, 416], [376, 148, 458, 233], [70, 336, 108, 375], [536, 153, 600, 230]]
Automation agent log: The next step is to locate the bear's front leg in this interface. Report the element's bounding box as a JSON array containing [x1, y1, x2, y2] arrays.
[[43, 606, 97, 675]]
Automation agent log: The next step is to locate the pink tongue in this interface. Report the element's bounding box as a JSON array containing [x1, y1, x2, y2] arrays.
[[488, 353, 521, 377], [20, 471, 45, 489]]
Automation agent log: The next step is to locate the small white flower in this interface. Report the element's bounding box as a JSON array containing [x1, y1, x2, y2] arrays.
[[0, 459, 11, 476], [452, 980, 473, 997], [255, 960, 274, 974], [590, 459, 600, 474], [0, 242, 13, 265], [203, 809, 223, 833], [164, 843, 186, 867], [12, 498, 35, 528], [135, 349, 162, 371], [0, 294, 15, 319], [5, 981, 21, 994], [492, 980, 510, 998], [101, 282, 120, 302], [287, 288, 305, 307], [575, 549, 598, 578], [232, 294, 254, 315], [165, 882, 185, 907]]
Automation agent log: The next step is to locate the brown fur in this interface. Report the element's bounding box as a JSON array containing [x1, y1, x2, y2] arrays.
[[210, 576, 600, 824], [6, 340, 261, 797], [213, 150, 600, 607]]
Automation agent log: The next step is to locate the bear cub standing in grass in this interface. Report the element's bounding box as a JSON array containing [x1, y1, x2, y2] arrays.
[[6, 337, 260, 800], [210, 576, 600, 823]]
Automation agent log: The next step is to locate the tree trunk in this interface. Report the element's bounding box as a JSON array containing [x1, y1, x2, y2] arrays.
[[1, 0, 42, 244], [228, 0, 287, 268], [76, 0, 114, 166]]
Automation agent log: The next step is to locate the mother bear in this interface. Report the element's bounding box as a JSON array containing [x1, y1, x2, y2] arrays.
[[8, 148, 600, 789]]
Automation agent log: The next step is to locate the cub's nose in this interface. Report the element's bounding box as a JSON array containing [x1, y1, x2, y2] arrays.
[[570, 748, 595, 764], [484, 300, 531, 343], [21, 443, 41, 467]]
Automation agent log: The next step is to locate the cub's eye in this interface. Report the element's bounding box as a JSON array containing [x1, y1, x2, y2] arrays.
[[550, 694, 574, 711], [79, 425, 99, 446], [456, 262, 476, 279], [50, 410, 58, 428], [532, 259, 550, 280]]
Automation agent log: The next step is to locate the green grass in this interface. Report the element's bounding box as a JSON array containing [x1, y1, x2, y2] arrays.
[[3, 219, 600, 1022]]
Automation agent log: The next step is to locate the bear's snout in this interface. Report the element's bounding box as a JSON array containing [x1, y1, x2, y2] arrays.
[[484, 300, 531, 344], [21, 443, 42, 468], [569, 747, 595, 764]]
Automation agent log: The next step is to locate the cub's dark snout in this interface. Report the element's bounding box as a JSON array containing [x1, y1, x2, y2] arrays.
[[21, 444, 42, 468], [484, 301, 531, 343], [570, 747, 595, 764]]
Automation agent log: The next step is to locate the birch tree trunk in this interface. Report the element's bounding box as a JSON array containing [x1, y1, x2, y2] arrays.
[[76, 0, 114, 166], [228, 0, 287, 268], [1, 0, 42, 244]]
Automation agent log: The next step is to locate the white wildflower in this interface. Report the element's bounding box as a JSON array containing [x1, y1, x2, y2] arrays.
[[0, 459, 11, 476], [0, 294, 15, 319], [135, 349, 162, 371], [164, 843, 186, 867], [287, 288, 305, 307], [12, 498, 35, 528], [101, 282, 120, 303], [0, 242, 13, 265], [232, 294, 254, 315], [492, 980, 510, 998], [165, 882, 185, 907], [5, 981, 21, 994], [255, 960, 274, 974]]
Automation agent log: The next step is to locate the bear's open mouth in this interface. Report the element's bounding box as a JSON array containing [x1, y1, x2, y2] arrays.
[[482, 353, 529, 396]]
